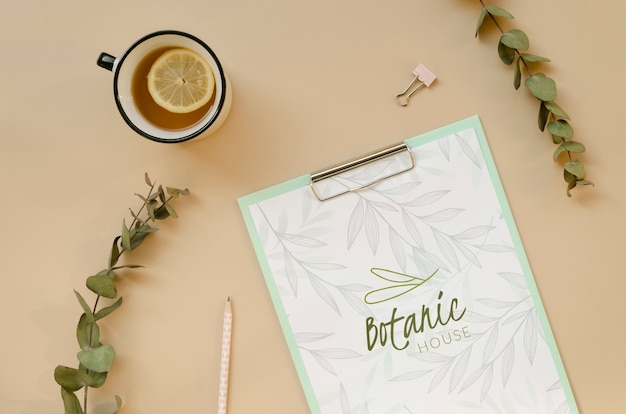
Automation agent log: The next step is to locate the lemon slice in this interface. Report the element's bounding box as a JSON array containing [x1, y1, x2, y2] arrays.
[[147, 48, 215, 113]]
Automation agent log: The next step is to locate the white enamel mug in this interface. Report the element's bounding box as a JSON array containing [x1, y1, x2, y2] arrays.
[[98, 30, 232, 143]]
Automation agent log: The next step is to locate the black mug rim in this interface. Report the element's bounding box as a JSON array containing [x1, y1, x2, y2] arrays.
[[112, 30, 227, 144]]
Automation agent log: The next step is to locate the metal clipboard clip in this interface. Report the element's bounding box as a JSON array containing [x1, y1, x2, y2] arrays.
[[310, 142, 415, 201]]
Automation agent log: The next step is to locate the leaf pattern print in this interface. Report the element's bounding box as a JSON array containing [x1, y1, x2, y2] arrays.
[[255, 204, 376, 318]]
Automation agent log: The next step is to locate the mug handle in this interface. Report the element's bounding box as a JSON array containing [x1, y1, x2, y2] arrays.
[[97, 53, 116, 71]]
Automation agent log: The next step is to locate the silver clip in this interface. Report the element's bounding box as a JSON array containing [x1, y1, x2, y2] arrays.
[[310, 143, 415, 201], [395, 64, 437, 106]]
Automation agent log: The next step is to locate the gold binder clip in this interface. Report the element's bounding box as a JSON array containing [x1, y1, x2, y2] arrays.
[[310, 143, 415, 201], [395, 64, 437, 106]]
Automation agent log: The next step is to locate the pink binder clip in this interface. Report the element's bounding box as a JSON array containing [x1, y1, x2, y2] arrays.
[[395, 64, 437, 106]]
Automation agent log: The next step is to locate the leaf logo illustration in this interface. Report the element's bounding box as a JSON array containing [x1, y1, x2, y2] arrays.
[[364, 268, 438, 304]]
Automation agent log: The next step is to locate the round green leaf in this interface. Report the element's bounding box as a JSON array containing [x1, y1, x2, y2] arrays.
[[547, 119, 574, 139], [498, 42, 516, 65], [564, 160, 586, 180], [83, 367, 108, 388], [544, 100, 570, 119], [77, 344, 116, 373], [86, 274, 117, 299], [500, 29, 529, 50], [553, 141, 586, 161], [525, 73, 557, 101], [55, 365, 93, 391]]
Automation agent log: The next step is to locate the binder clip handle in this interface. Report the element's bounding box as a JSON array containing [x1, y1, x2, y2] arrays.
[[395, 64, 437, 106]]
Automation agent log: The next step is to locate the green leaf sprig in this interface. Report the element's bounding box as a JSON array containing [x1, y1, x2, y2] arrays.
[[474, 1, 594, 196], [54, 173, 189, 414]]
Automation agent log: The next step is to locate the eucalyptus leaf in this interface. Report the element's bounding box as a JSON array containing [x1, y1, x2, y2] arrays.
[[121, 219, 131, 251], [129, 229, 149, 250], [154, 205, 170, 220], [60, 387, 84, 414], [138, 223, 158, 233], [76, 313, 100, 350], [497, 42, 516, 65], [86, 274, 117, 299], [513, 57, 521, 90], [519, 53, 551, 63], [128, 223, 157, 250], [147, 199, 157, 221], [553, 141, 586, 161], [74, 291, 94, 322], [564, 160, 586, 179], [109, 236, 121, 269], [110, 264, 143, 271], [475, 7, 488, 36], [77, 344, 116, 373], [551, 134, 563, 145], [165, 202, 178, 218], [134, 193, 147, 203], [566, 180, 577, 197], [538, 101, 550, 131], [113, 395, 123, 414], [94, 297, 123, 321], [96, 269, 114, 277], [525, 73, 557, 101], [84, 368, 107, 388], [544, 100, 570, 119], [485, 5, 513, 19], [500, 29, 529, 50], [565, 137, 586, 155], [547, 119, 574, 139], [166, 186, 190, 198], [144, 172, 152, 187], [55, 365, 93, 391], [158, 185, 166, 203]]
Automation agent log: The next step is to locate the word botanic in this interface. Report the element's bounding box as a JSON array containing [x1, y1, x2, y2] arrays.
[[366, 290, 467, 351]]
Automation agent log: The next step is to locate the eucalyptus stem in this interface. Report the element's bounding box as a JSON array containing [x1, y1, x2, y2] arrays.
[[473, 1, 594, 196], [54, 174, 189, 414]]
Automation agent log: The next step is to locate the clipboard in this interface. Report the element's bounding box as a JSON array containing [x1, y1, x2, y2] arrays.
[[238, 116, 579, 414]]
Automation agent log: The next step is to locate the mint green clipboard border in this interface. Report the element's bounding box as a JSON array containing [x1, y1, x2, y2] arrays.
[[238, 115, 579, 414]]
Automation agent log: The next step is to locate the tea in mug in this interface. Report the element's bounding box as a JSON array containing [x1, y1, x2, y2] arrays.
[[131, 47, 216, 130]]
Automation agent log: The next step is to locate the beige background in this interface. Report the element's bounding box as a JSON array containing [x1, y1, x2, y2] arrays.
[[1, 0, 623, 413]]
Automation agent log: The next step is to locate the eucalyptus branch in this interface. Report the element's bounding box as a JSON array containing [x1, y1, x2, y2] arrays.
[[54, 173, 189, 414], [474, 1, 594, 196]]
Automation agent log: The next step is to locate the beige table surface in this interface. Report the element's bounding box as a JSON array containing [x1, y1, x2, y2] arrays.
[[1, 1, 624, 413]]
